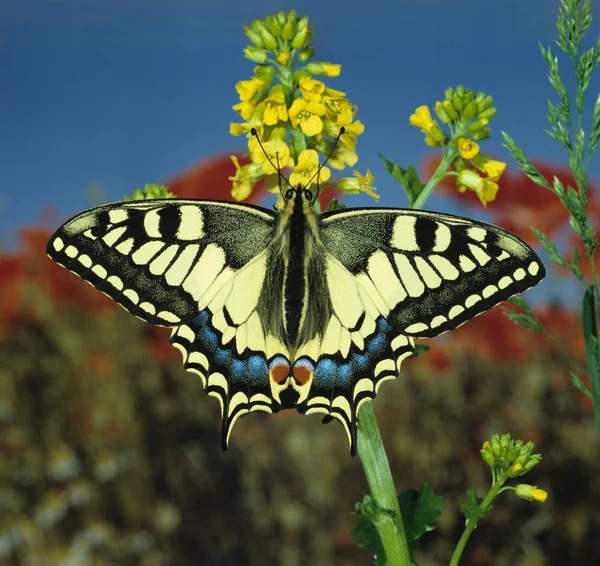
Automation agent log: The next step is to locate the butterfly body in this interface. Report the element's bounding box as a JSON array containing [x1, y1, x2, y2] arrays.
[[47, 191, 545, 454]]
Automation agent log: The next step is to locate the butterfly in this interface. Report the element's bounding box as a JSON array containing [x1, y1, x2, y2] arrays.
[[46, 184, 545, 455]]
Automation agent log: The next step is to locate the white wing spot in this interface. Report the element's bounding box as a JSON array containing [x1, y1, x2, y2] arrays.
[[429, 255, 459, 280], [514, 268, 526, 281], [83, 229, 97, 240], [52, 237, 65, 252], [157, 311, 181, 323], [405, 322, 428, 334], [132, 241, 165, 265], [394, 253, 425, 297], [498, 276, 512, 289], [448, 305, 465, 319], [149, 244, 179, 276], [431, 315, 447, 329], [432, 222, 452, 252], [102, 226, 127, 247], [391, 215, 418, 251], [391, 334, 409, 351], [528, 262, 540, 276], [108, 210, 129, 224], [189, 351, 209, 371], [144, 209, 162, 238], [115, 237, 135, 255], [176, 206, 204, 240], [414, 256, 442, 288], [183, 244, 226, 303], [482, 284, 498, 298], [459, 254, 477, 272], [465, 294, 482, 308], [65, 245, 78, 258], [92, 265, 107, 279], [78, 254, 92, 268], [374, 359, 395, 377], [367, 250, 407, 308], [468, 244, 492, 266], [165, 244, 200, 287], [353, 378, 374, 399], [497, 250, 510, 261], [107, 275, 124, 290], [140, 302, 157, 316], [123, 289, 140, 304], [467, 227, 487, 241]]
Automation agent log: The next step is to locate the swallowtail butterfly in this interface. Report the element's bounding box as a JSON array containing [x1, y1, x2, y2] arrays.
[[47, 186, 545, 454]]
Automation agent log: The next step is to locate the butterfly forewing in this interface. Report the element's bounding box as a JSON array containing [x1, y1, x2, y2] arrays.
[[46, 199, 276, 326], [320, 208, 545, 338]]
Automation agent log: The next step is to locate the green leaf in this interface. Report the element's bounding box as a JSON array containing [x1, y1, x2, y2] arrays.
[[540, 44, 572, 127], [379, 154, 425, 207], [581, 0, 592, 34], [398, 483, 442, 553], [568, 246, 584, 281], [327, 198, 346, 211], [124, 183, 175, 201], [409, 344, 430, 359], [460, 487, 489, 525], [502, 309, 543, 333], [582, 286, 600, 437], [506, 295, 536, 318], [352, 497, 389, 566], [501, 133, 552, 191], [531, 227, 567, 266], [570, 372, 593, 399], [589, 93, 600, 154]]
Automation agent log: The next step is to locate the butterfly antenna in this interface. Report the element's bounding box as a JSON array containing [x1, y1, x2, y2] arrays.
[[250, 128, 293, 194], [308, 127, 345, 204]]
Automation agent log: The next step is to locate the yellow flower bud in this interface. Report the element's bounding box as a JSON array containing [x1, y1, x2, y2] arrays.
[[296, 48, 314, 63], [305, 62, 341, 77], [267, 15, 282, 36], [244, 47, 268, 64], [292, 18, 310, 49], [515, 484, 548, 503], [457, 137, 479, 159], [282, 11, 297, 40], [257, 22, 277, 50], [277, 51, 291, 65], [462, 100, 477, 121]]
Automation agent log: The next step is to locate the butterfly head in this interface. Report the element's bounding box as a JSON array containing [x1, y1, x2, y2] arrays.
[[284, 186, 314, 205]]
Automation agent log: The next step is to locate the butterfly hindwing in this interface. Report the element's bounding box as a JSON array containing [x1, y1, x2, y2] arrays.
[[170, 250, 289, 449], [296, 253, 415, 454]]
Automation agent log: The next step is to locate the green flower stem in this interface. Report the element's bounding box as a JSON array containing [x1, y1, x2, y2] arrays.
[[357, 402, 412, 566], [448, 481, 504, 566], [412, 147, 458, 210]]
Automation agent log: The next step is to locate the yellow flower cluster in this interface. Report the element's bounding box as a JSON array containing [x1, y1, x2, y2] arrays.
[[480, 434, 546, 504], [229, 10, 376, 203], [409, 86, 504, 207]]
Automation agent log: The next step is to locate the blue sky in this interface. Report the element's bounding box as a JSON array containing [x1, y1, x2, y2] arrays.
[[1, 0, 599, 253]]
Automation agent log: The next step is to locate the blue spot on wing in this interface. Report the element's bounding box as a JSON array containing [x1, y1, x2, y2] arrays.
[[313, 316, 396, 387], [188, 309, 271, 387]]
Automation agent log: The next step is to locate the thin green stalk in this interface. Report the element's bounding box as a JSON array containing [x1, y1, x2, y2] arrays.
[[357, 402, 412, 566], [448, 481, 504, 566], [412, 148, 458, 210]]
